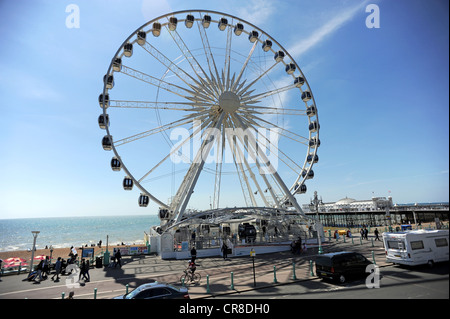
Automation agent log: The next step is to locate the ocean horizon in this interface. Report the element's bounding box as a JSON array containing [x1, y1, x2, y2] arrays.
[[0, 214, 160, 252]]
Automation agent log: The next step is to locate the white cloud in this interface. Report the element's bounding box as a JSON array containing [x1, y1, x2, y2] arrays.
[[237, 0, 275, 25], [288, 0, 370, 59]]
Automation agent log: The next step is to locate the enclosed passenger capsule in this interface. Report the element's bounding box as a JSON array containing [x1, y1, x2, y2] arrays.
[[306, 105, 316, 117], [103, 74, 114, 89], [248, 30, 259, 43], [218, 18, 228, 31], [138, 194, 149, 207], [202, 15, 211, 28], [301, 91, 312, 102], [137, 31, 146, 45], [262, 39, 272, 52], [234, 23, 244, 35], [123, 43, 133, 57], [159, 208, 170, 219], [302, 169, 314, 180], [295, 184, 307, 194], [152, 22, 161, 37], [98, 114, 109, 129], [168, 17, 178, 31], [307, 153, 319, 164], [98, 93, 109, 108], [309, 137, 320, 148], [285, 63, 296, 74], [123, 176, 133, 190], [102, 135, 112, 151], [294, 76, 304, 87], [112, 58, 122, 72], [111, 157, 121, 171], [309, 121, 320, 133], [274, 50, 285, 62], [185, 14, 194, 28]]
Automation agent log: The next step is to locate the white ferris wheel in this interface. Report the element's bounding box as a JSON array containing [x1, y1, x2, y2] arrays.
[[98, 10, 320, 232]]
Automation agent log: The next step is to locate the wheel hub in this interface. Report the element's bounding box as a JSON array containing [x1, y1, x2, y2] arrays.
[[218, 91, 240, 113]]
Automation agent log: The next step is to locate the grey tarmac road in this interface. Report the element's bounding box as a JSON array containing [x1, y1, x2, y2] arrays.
[[213, 262, 449, 299]]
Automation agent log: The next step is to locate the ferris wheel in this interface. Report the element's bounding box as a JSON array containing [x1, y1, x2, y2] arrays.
[[98, 10, 320, 230]]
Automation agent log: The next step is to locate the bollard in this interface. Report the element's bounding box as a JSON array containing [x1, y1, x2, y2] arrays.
[[206, 275, 210, 294], [343, 235, 346, 243], [273, 266, 278, 283], [360, 236, 363, 245], [230, 272, 234, 290], [371, 238, 374, 247], [309, 260, 314, 276], [62, 292, 65, 299], [17, 262, 21, 275], [372, 251, 376, 265], [126, 284, 129, 295], [182, 277, 185, 287], [352, 237, 354, 245], [292, 261, 297, 280], [94, 288, 97, 299]]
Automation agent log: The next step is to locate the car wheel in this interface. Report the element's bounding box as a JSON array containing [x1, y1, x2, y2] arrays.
[[338, 275, 346, 284], [427, 260, 434, 268]]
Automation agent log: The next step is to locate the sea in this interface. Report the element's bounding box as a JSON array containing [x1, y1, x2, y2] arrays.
[[0, 214, 160, 252]]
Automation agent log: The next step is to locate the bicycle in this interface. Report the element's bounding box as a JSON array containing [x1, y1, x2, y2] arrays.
[[180, 269, 201, 285]]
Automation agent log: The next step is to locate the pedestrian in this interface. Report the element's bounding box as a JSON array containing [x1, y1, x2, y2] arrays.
[[0, 258, 3, 281], [35, 260, 44, 282], [79, 259, 87, 281], [221, 241, 228, 260], [115, 249, 122, 268], [364, 227, 369, 240], [51, 257, 62, 281], [190, 246, 197, 263], [84, 260, 90, 282], [374, 228, 380, 241], [43, 256, 50, 278]]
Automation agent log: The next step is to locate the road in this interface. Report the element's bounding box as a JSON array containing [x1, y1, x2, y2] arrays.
[[214, 262, 449, 299]]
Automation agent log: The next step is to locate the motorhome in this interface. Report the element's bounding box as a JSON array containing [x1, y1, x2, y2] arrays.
[[383, 229, 449, 267]]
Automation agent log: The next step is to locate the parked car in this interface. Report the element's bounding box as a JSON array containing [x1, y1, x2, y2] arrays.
[[315, 251, 372, 284], [114, 282, 189, 299]]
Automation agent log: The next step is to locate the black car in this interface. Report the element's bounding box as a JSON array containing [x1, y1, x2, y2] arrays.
[[114, 282, 190, 299], [315, 251, 372, 284]]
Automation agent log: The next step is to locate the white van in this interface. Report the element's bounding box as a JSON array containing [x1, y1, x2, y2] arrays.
[[383, 229, 449, 267]]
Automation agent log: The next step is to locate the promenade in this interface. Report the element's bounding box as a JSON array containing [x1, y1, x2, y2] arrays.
[[0, 235, 389, 299]]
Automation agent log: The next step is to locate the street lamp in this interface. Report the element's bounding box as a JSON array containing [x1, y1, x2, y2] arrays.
[[309, 191, 323, 254], [29, 231, 40, 275]]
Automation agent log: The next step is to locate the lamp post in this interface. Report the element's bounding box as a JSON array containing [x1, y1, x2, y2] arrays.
[[29, 231, 40, 275], [309, 191, 323, 254]]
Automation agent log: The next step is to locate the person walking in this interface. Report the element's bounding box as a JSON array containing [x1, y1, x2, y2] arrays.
[[51, 257, 62, 282], [374, 228, 381, 241], [221, 241, 228, 260], [115, 249, 122, 268], [190, 246, 197, 263], [79, 259, 87, 281], [84, 260, 90, 282]]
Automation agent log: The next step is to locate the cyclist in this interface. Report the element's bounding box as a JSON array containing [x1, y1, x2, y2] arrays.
[[187, 259, 196, 277]]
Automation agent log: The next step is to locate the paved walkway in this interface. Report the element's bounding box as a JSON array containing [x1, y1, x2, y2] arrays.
[[0, 236, 388, 299]]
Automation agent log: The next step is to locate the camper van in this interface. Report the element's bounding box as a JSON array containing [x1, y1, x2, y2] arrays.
[[383, 229, 449, 267]]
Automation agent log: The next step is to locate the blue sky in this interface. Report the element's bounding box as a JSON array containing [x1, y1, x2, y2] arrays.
[[0, 0, 448, 219]]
